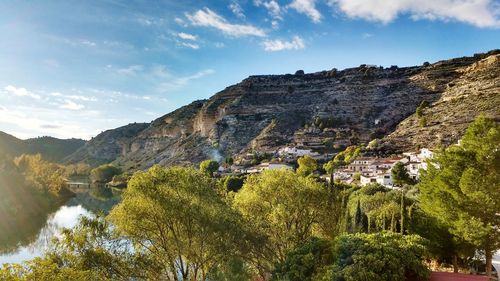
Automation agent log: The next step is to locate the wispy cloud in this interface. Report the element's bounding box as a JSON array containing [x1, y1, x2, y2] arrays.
[[255, 0, 283, 20], [59, 99, 85, 110], [158, 69, 215, 92], [229, 1, 246, 19], [117, 65, 144, 75], [186, 8, 266, 37], [50, 92, 98, 102], [327, 0, 500, 28], [262, 36, 305, 51], [177, 32, 198, 40], [289, 0, 322, 23], [362, 33, 373, 39], [4, 85, 41, 100], [181, 42, 200, 49], [80, 39, 97, 47]]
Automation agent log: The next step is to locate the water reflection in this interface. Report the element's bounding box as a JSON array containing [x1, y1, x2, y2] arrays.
[[0, 183, 121, 264]]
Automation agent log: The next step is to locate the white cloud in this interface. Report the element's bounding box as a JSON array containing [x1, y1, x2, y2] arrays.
[[50, 92, 97, 101], [80, 39, 97, 47], [289, 0, 322, 23], [362, 33, 373, 39], [177, 32, 197, 40], [60, 99, 85, 110], [116, 65, 144, 75], [0, 107, 82, 139], [215, 42, 226, 48], [181, 42, 200, 49], [186, 8, 266, 37], [327, 0, 500, 28], [158, 69, 215, 92], [255, 0, 283, 20], [262, 36, 305, 51], [229, 1, 246, 18], [4, 85, 41, 99]]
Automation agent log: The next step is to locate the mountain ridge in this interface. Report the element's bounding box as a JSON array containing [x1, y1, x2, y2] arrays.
[[62, 50, 499, 169], [0, 132, 86, 163]]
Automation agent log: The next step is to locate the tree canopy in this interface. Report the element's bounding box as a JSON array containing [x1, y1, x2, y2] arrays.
[[90, 164, 121, 183], [419, 114, 500, 277], [109, 165, 251, 280], [233, 169, 331, 271], [296, 155, 317, 177], [199, 159, 219, 176]]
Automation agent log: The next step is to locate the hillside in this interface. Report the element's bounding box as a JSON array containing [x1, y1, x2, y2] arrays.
[[381, 53, 500, 151], [0, 132, 85, 162], [63, 122, 149, 167], [63, 50, 499, 170]]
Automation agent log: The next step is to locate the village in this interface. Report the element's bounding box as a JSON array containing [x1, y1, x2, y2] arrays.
[[217, 145, 434, 189]]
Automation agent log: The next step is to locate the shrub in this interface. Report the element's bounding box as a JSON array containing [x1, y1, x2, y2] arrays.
[[90, 164, 121, 183]]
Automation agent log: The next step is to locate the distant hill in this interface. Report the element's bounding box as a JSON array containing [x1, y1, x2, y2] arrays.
[[0, 132, 86, 163]]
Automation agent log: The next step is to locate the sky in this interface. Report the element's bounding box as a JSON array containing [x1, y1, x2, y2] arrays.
[[0, 0, 499, 140]]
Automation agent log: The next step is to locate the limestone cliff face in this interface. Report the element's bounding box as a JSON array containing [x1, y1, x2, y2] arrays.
[[64, 123, 148, 167], [65, 50, 500, 170], [381, 53, 500, 152]]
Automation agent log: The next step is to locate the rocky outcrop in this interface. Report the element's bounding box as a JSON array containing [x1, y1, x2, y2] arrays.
[[64, 123, 148, 167], [65, 50, 500, 170], [381, 52, 500, 151]]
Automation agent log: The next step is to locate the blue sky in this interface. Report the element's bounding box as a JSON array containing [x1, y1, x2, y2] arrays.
[[0, 0, 499, 139]]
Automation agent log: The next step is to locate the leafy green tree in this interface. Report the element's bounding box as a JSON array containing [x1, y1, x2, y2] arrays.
[[234, 169, 331, 271], [0, 258, 104, 281], [320, 232, 429, 281], [296, 155, 317, 177], [109, 166, 250, 280], [419, 114, 500, 278], [273, 237, 333, 281], [391, 162, 413, 186], [223, 176, 244, 193], [323, 146, 361, 184], [199, 159, 219, 176], [14, 154, 67, 194], [90, 164, 121, 183]]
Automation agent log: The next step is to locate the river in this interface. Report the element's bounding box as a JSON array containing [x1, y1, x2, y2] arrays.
[[0, 183, 121, 265]]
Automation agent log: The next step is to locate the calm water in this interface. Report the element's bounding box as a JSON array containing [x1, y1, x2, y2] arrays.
[[0, 184, 121, 265]]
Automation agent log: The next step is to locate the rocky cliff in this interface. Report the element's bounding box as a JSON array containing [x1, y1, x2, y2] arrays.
[[381, 52, 500, 152], [65, 50, 500, 170], [64, 122, 148, 167]]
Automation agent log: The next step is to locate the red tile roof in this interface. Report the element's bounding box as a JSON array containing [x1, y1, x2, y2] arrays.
[[429, 272, 488, 281]]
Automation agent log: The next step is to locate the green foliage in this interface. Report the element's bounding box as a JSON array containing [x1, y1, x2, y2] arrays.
[[90, 164, 121, 183], [14, 154, 67, 194], [323, 146, 361, 174], [367, 139, 379, 149], [224, 156, 234, 165], [0, 257, 104, 281], [419, 114, 500, 275], [419, 116, 427, 127], [223, 176, 245, 193], [273, 237, 333, 281], [346, 184, 406, 233], [109, 166, 251, 280], [199, 159, 219, 176], [234, 169, 332, 270], [391, 162, 414, 186], [64, 163, 91, 177], [416, 101, 430, 126], [323, 232, 430, 281], [296, 155, 317, 177]]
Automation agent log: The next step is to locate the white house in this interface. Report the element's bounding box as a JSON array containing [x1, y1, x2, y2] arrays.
[[278, 146, 320, 158]]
